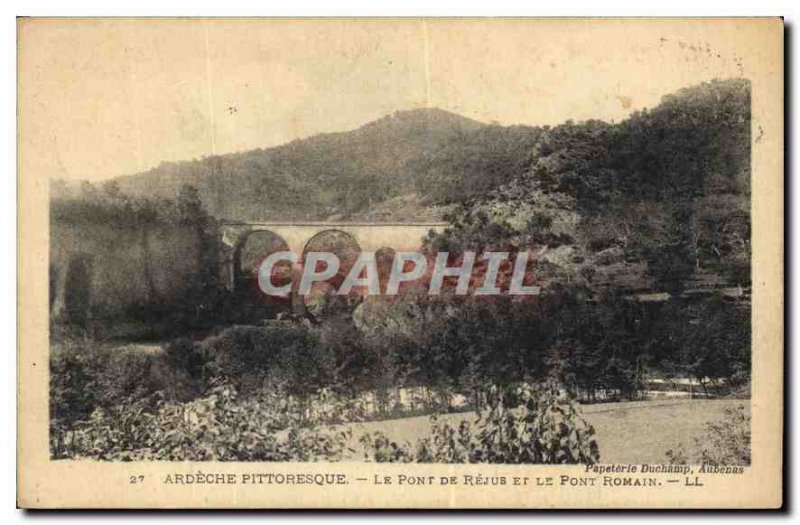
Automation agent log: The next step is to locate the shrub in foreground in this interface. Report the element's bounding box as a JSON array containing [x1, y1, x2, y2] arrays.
[[666, 404, 750, 466], [52, 385, 352, 461], [361, 383, 600, 464]]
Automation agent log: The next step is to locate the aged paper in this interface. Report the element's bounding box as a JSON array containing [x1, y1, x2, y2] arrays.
[[18, 18, 783, 509]]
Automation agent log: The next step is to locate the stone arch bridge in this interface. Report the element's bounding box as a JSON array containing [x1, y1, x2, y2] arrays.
[[219, 221, 448, 291]]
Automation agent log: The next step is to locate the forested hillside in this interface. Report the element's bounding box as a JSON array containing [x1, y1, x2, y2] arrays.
[[108, 108, 490, 221], [425, 78, 751, 293]]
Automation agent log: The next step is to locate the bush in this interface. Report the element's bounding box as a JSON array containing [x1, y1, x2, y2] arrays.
[[358, 432, 416, 463], [163, 337, 206, 380], [50, 334, 198, 455], [666, 405, 750, 466], [50, 340, 99, 426], [361, 383, 599, 464], [52, 385, 353, 461], [50, 337, 177, 424], [194, 324, 333, 397]]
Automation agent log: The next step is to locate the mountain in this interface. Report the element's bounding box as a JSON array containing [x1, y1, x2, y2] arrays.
[[111, 108, 490, 222]]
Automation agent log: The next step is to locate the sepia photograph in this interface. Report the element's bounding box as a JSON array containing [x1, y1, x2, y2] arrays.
[[17, 16, 784, 509]]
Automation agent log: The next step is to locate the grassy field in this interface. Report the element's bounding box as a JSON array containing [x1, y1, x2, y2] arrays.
[[344, 399, 749, 464]]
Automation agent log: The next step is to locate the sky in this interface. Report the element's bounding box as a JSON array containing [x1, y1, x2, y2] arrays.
[[19, 18, 766, 182]]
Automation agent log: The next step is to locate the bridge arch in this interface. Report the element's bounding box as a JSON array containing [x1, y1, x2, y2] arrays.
[[302, 229, 361, 261], [301, 229, 362, 297], [232, 229, 290, 293]]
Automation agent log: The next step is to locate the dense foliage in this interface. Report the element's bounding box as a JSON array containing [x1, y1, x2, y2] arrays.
[[51, 385, 353, 461], [50, 182, 223, 333], [361, 383, 599, 464], [52, 290, 749, 452], [425, 79, 751, 292]]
